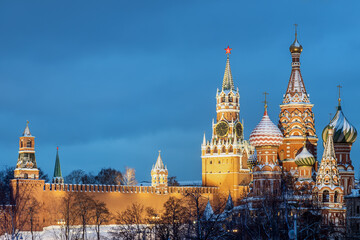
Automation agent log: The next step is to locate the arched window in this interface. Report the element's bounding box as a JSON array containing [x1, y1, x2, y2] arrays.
[[27, 140, 32, 148], [334, 191, 339, 203], [20, 141, 23, 148], [24, 173, 28, 179], [323, 190, 330, 202]]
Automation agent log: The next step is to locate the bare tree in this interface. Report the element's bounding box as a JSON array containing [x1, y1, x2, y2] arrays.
[[58, 192, 78, 240], [182, 190, 231, 240], [112, 202, 150, 240], [93, 200, 111, 240], [0, 180, 41, 240], [73, 192, 95, 240], [122, 167, 137, 186]]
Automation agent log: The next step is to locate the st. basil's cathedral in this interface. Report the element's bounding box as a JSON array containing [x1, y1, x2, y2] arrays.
[[9, 28, 358, 233]]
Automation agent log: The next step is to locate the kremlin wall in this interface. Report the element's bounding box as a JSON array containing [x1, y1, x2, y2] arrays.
[[8, 29, 358, 232]]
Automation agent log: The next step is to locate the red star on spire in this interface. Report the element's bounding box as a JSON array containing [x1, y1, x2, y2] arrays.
[[225, 46, 232, 54]]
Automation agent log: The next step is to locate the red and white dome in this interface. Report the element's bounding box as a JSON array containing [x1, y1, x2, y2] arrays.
[[250, 110, 283, 147]]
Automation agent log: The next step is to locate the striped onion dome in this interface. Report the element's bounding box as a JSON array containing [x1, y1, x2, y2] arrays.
[[247, 153, 257, 169], [250, 108, 283, 147], [322, 105, 357, 144], [295, 145, 315, 166]]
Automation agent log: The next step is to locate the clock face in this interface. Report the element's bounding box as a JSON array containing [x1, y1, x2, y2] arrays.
[[235, 122, 243, 138], [215, 121, 229, 137]]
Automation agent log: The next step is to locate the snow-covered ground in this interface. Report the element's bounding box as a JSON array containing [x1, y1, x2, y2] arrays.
[[0, 224, 154, 240]]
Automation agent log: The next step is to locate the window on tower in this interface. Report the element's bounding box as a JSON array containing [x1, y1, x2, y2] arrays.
[[323, 190, 330, 202], [27, 140, 32, 148], [334, 191, 339, 203]]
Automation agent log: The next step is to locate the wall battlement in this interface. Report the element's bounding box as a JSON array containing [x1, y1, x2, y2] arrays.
[[43, 183, 218, 195]]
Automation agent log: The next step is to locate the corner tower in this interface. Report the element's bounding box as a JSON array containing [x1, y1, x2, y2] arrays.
[[151, 151, 168, 193], [202, 47, 254, 201], [278, 26, 318, 173], [14, 121, 39, 179]]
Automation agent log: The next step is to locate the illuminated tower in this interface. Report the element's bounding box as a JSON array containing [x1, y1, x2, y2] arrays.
[[315, 127, 345, 227], [278, 26, 318, 174], [151, 151, 168, 193], [52, 147, 64, 184], [249, 96, 283, 196], [202, 47, 254, 201], [322, 86, 357, 195], [14, 121, 39, 179]]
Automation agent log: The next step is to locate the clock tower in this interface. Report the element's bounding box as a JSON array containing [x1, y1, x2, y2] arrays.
[[202, 47, 254, 201]]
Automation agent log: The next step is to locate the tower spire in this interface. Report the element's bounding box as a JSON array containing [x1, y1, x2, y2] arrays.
[[222, 46, 234, 91], [53, 146, 64, 184], [23, 120, 32, 136], [283, 25, 309, 104]]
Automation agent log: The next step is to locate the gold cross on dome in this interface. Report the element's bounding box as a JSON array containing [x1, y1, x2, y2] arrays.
[[263, 92, 269, 109], [337, 84, 342, 105], [294, 24, 298, 36]]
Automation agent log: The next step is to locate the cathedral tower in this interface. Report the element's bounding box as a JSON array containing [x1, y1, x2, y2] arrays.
[[278, 27, 318, 174], [151, 151, 168, 193], [14, 121, 39, 179], [249, 99, 283, 197], [322, 87, 357, 195], [315, 127, 345, 227], [202, 47, 254, 200]]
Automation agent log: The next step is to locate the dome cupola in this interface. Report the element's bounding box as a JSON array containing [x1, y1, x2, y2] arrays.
[[295, 144, 316, 166], [289, 25, 303, 54], [322, 94, 357, 145], [250, 104, 283, 147]]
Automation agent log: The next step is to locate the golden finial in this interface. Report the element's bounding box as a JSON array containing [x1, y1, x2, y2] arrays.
[[263, 92, 269, 111], [337, 84, 342, 106], [294, 23, 298, 38], [26, 120, 29, 126]]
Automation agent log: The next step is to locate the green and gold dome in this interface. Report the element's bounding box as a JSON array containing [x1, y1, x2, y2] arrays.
[[322, 105, 357, 144], [295, 145, 316, 166]]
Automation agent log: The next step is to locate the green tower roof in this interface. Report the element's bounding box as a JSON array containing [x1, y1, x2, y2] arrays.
[[53, 147, 62, 178]]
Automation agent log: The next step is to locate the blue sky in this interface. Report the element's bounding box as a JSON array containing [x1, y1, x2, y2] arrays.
[[0, 1, 360, 181]]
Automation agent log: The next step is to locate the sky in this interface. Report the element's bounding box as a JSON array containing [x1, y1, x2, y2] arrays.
[[0, 1, 360, 182]]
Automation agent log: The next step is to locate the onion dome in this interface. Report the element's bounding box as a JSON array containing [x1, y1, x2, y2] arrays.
[[322, 105, 357, 144], [247, 152, 257, 169], [250, 108, 283, 147], [295, 145, 316, 166], [289, 30, 303, 53]]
